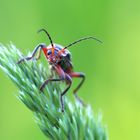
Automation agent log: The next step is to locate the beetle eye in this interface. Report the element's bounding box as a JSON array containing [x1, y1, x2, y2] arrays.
[[47, 51, 51, 55]]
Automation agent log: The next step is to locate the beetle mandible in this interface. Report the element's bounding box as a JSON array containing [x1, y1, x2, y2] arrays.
[[17, 29, 102, 112]]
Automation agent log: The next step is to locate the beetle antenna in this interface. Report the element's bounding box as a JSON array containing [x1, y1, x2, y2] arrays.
[[64, 36, 102, 49], [38, 29, 54, 48]]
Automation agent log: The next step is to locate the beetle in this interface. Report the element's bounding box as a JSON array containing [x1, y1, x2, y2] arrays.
[[17, 29, 102, 112]]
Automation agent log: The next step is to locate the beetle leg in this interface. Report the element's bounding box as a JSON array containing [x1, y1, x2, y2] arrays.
[[40, 78, 63, 91], [35, 47, 42, 60], [55, 65, 72, 111], [69, 72, 86, 106], [60, 74, 72, 112], [40, 66, 72, 112], [17, 44, 46, 64], [40, 65, 66, 92]]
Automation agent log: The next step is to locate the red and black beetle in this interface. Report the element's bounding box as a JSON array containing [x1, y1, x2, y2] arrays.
[[17, 29, 102, 112]]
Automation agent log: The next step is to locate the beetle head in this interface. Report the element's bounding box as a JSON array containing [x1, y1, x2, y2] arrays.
[[46, 44, 70, 65], [38, 28, 102, 65]]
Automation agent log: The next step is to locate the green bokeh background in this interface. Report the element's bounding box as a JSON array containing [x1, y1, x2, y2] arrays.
[[0, 0, 140, 140]]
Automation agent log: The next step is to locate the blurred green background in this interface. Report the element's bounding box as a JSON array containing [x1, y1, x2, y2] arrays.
[[0, 0, 140, 140]]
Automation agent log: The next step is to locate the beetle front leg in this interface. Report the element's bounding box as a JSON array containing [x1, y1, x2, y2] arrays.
[[39, 78, 65, 111], [40, 65, 72, 112], [35, 47, 42, 60], [60, 74, 72, 112], [40, 78, 63, 91], [70, 72, 86, 106], [40, 75, 72, 112], [17, 44, 46, 64]]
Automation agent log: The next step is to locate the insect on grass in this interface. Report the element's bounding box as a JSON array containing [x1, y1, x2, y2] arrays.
[[17, 29, 102, 112]]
